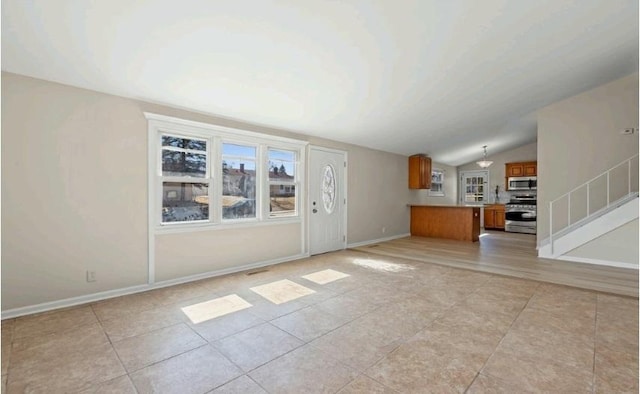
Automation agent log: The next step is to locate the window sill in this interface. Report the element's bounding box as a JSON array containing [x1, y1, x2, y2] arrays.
[[155, 217, 302, 235]]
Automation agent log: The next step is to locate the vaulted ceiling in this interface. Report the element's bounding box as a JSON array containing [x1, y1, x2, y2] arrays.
[[2, 0, 638, 165]]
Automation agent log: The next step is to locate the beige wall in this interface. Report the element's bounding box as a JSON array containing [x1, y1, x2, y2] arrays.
[[565, 219, 639, 266], [457, 142, 538, 204], [537, 73, 639, 242], [1, 72, 411, 311], [410, 162, 458, 205], [341, 147, 412, 241], [1, 73, 149, 309], [156, 223, 302, 281]]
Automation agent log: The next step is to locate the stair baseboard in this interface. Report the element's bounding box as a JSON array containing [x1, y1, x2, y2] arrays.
[[539, 197, 638, 259], [555, 255, 638, 270]]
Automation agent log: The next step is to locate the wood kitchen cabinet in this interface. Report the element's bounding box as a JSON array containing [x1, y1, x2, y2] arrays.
[[408, 154, 432, 189], [410, 205, 480, 241], [484, 204, 505, 230], [506, 161, 537, 177]]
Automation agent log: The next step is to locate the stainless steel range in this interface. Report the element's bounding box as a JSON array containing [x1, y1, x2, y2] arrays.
[[505, 195, 536, 234]]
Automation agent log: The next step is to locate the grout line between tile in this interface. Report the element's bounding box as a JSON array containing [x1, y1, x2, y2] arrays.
[[244, 374, 271, 394], [196, 318, 266, 344], [200, 321, 301, 379], [331, 376, 355, 394], [203, 374, 261, 394], [53, 304, 138, 393], [182, 320, 265, 390], [3, 322, 15, 378], [270, 300, 376, 344], [94, 308, 207, 378], [81, 306, 135, 393], [126, 342, 210, 375], [463, 371, 482, 394], [183, 316, 211, 344], [11, 318, 99, 343], [106, 319, 189, 344], [463, 282, 540, 392]]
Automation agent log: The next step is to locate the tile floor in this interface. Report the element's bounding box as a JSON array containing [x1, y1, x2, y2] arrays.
[[1, 249, 638, 393]]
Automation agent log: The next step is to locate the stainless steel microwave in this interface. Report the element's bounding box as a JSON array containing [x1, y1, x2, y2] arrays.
[[508, 176, 537, 190]]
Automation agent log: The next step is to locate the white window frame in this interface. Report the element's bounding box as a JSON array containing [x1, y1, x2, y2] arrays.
[[429, 168, 445, 196], [146, 113, 307, 234], [266, 147, 299, 218], [220, 140, 260, 223], [158, 132, 213, 224]]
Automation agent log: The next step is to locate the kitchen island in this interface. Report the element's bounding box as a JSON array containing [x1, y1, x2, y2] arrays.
[[409, 205, 481, 242]]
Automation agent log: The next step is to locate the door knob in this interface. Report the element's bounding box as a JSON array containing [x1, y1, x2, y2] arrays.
[[312, 209, 318, 213]]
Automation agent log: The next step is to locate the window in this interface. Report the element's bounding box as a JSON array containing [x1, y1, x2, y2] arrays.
[[268, 149, 297, 217], [222, 143, 257, 220], [429, 168, 445, 196], [160, 135, 211, 223], [148, 113, 306, 230]]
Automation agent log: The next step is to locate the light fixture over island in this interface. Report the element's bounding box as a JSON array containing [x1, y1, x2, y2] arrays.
[[476, 145, 493, 168]]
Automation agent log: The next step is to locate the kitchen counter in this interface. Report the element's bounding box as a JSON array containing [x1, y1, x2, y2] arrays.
[[409, 204, 477, 208], [409, 205, 481, 242]]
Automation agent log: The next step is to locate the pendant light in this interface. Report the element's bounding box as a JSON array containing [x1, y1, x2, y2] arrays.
[[476, 145, 493, 168]]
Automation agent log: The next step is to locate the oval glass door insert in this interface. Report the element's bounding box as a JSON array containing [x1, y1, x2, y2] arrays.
[[322, 165, 336, 213]]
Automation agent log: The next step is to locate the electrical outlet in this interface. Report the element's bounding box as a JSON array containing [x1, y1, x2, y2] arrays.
[[86, 270, 96, 282]]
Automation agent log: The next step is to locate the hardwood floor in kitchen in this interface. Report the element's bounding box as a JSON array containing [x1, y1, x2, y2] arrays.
[[351, 231, 639, 297]]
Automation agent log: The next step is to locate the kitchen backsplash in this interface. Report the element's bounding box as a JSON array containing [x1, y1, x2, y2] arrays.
[[491, 185, 536, 203]]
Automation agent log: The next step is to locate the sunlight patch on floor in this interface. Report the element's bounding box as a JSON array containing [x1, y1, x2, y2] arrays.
[[250, 279, 316, 305], [302, 269, 350, 284], [181, 294, 252, 324], [351, 258, 416, 273]]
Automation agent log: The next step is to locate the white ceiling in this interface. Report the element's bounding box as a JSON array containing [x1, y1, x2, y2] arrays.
[[2, 0, 638, 165]]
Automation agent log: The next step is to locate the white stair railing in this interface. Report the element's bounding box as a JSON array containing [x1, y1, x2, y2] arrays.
[[549, 154, 639, 255]]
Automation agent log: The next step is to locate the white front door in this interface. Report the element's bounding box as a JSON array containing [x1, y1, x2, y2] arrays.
[[309, 146, 346, 255]]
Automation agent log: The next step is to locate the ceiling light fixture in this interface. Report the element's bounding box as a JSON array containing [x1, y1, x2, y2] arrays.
[[476, 145, 493, 168]]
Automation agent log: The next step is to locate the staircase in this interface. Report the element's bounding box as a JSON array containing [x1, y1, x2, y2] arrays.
[[538, 154, 639, 268]]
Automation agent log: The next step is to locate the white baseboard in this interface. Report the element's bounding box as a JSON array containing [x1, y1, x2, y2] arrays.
[[555, 255, 639, 270], [347, 233, 411, 248], [153, 253, 309, 289], [1, 253, 309, 320]]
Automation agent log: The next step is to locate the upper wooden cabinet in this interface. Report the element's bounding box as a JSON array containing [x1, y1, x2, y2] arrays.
[[506, 161, 537, 177], [409, 154, 432, 189]]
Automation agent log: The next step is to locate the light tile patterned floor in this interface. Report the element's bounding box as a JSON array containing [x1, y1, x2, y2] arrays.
[[250, 279, 316, 305], [302, 269, 351, 285], [1, 249, 638, 393]]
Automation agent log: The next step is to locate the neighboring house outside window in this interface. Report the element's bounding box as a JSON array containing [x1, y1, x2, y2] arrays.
[[268, 149, 297, 217], [222, 143, 257, 220], [429, 168, 445, 196]]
